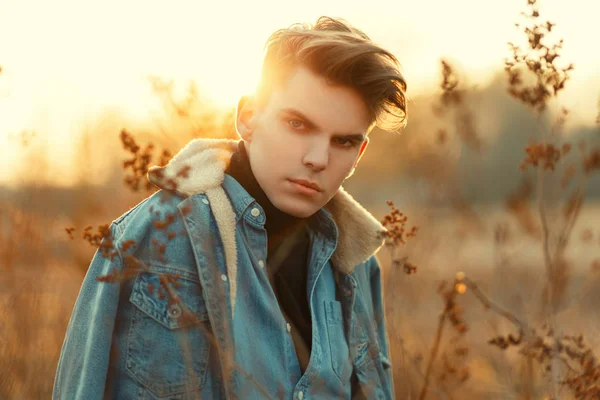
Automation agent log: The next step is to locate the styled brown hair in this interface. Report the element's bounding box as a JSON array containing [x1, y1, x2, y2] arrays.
[[254, 16, 408, 133]]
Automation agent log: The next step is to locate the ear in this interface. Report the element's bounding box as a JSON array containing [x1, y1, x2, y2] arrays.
[[235, 95, 256, 141]]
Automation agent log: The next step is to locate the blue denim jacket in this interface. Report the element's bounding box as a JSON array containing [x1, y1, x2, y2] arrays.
[[54, 138, 394, 399]]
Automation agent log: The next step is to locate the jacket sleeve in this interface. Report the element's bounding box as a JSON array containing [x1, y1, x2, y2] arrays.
[[53, 223, 122, 400], [368, 256, 394, 395]]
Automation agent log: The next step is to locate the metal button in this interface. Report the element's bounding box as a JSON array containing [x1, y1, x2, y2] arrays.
[[221, 274, 227, 282], [258, 260, 265, 268], [251, 207, 261, 217], [286, 322, 291, 332], [202, 198, 209, 204], [297, 390, 304, 400], [167, 303, 182, 319]]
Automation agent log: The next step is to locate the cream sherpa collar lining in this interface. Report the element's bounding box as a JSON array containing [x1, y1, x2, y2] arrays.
[[147, 138, 386, 317]]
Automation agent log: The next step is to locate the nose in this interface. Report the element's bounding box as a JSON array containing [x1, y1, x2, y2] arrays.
[[302, 140, 329, 171]]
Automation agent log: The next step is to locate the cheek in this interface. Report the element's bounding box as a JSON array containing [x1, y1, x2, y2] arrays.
[[264, 130, 303, 157], [329, 158, 357, 182]]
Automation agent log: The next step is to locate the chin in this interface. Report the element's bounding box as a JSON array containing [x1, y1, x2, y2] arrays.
[[273, 199, 319, 218]]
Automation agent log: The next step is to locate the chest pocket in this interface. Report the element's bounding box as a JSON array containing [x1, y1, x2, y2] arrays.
[[127, 270, 211, 398], [324, 300, 354, 382]]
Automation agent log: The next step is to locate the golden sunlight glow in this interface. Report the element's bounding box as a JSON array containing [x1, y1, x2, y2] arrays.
[[1, 0, 598, 187]]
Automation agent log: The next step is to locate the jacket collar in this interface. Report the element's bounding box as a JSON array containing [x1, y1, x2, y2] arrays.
[[147, 138, 386, 274]]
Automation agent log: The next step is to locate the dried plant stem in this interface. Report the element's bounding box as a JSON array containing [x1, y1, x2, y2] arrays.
[[554, 182, 586, 261], [463, 277, 529, 333], [537, 166, 554, 283], [398, 337, 452, 400], [418, 310, 447, 400], [536, 163, 560, 399], [463, 277, 544, 398]]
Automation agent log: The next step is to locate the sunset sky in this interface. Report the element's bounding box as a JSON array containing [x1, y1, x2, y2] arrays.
[[1, 0, 598, 187]]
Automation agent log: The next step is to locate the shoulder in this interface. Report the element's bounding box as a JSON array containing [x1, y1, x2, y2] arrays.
[[108, 190, 203, 276], [110, 190, 188, 241]]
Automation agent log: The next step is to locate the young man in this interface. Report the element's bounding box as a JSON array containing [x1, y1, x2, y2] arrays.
[[54, 16, 407, 399]]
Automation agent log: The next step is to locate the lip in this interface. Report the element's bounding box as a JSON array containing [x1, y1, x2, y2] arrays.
[[288, 179, 322, 196], [288, 179, 323, 192]]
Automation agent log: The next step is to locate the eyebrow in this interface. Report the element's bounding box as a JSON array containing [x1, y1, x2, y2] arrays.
[[279, 108, 366, 141]]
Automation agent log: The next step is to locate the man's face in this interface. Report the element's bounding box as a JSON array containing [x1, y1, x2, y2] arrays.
[[236, 65, 371, 218]]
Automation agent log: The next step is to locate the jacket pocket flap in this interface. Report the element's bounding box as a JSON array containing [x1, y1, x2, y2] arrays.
[[130, 271, 208, 329]]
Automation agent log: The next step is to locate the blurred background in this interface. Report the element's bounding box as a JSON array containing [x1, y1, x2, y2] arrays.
[[1, 0, 599, 398]]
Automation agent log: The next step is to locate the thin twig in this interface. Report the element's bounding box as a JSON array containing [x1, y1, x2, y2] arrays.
[[463, 277, 530, 334], [399, 337, 452, 400], [535, 147, 560, 399], [419, 311, 447, 400], [537, 164, 554, 287]]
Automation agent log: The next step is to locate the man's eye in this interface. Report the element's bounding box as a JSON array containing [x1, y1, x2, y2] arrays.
[[288, 119, 305, 129], [335, 138, 358, 148]]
